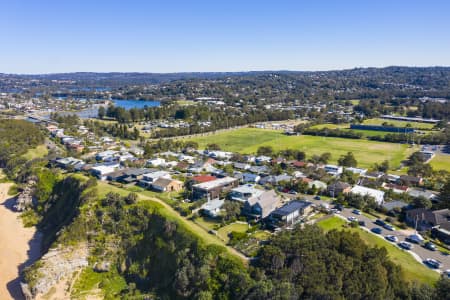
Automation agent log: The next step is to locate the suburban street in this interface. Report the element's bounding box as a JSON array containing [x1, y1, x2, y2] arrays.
[[280, 192, 450, 272], [309, 195, 450, 272]]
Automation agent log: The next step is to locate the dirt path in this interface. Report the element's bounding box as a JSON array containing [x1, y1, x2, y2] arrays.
[[0, 183, 42, 300]]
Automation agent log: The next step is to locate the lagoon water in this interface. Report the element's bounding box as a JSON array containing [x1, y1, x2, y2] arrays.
[[54, 99, 160, 119]]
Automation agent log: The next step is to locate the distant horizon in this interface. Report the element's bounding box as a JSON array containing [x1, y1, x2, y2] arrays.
[[2, 65, 450, 76]]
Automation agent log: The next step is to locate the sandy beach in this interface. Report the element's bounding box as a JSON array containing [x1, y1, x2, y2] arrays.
[[0, 183, 42, 300]]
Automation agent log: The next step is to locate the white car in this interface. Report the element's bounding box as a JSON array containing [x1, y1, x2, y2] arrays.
[[385, 235, 398, 243], [347, 216, 358, 222]]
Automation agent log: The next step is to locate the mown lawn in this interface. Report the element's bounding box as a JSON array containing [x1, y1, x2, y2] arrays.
[[429, 153, 450, 172], [217, 223, 250, 243], [363, 118, 435, 130], [21, 144, 48, 160], [190, 128, 417, 168], [317, 216, 440, 285]]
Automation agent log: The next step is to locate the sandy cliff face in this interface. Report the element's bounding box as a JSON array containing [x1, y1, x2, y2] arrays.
[[23, 244, 89, 300]]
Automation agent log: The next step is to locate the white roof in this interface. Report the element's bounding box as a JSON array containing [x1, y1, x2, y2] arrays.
[[231, 184, 264, 196], [201, 199, 225, 211], [92, 165, 116, 175], [351, 185, 385, 204], [193, 176, 237, 190]]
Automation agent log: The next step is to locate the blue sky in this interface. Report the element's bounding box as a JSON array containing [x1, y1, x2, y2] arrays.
[[1, 0, 449, 73]]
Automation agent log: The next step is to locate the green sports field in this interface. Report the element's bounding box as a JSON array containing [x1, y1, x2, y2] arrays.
[[190, 128, 418, 168], [429, 153, 450, 172], [363, 118, 435, 130]]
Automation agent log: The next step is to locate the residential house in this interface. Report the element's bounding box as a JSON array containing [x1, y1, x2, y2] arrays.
[[400, 175, 423, 186], [269, 200, 313, 226], [431, 224, 450, 245], [249, 165, 270, 175], [382, 200, 410, 212], [259, 174, 292, 185], [229, 184, 264, 202], [139, 171, 171, 188], [233, 162, 251, 170], [324, 164, 343, 176], [405, 208, 450, 231], [55, 157, 84, 169], [201, 199, 225, 217], [90, 164, 119, 180], [243, 189, 281, 219], [382, 182, 409, 194], [362, 171, 385, 181], [96, 150, 117, 161], [344, 167, 367, 175], [407, 188, 438, 201], [242, 173, 261, 184], [147, 157, 166, 167], [327, 181, 351, 197], [308, 180, 327, 191], [151, 178, 183, 192], [255, 155, 272, 164], [192, 176, 239, 200], [350, 185, 385, 205], [192, 175, 217, 183]]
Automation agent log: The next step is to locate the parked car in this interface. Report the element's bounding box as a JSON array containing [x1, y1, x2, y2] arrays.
[[334, 204, 343, 211], [385, 235, 398, 242], [398, 241, 413, 250], [352, 209, 361, 215], [424, 258, 441, 269], [444, 269, 450, 279], [383, 224, 395, 231], [424, 242, 437, 251], [314, 195, 321, 200], [406, 234, 424, 244], [371, 227, 382, 234], [288, 190, 298, 195], [348, 216, 358, 222], [330, 208, 340, 214], [358, 220, 366, 227], [375, 219, 386, 226]]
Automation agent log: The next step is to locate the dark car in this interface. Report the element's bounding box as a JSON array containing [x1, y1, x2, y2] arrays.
[[398, 241, 413, 250], [375, 219, 386, 226], [358, 220, 366, 227], [383, 224, 395, 231], [371, 227, 382, 234], [352, 209, 361, 215], [424, 242, 437, 251], [424, 258, 441, 269], [314, 196, 321, 200], [335, 204, 344, 211]]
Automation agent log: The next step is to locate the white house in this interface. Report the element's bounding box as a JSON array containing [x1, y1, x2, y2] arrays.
[[201, 199, 225, 217], [324, 164, 343, 176], [147, 157, 166, 167], [345, 167, 367, 175], [90, 165, 118, 180], [350, 185, 385, 205], [229, 184, 264, 202]]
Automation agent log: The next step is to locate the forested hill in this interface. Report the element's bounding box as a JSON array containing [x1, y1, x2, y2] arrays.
[[1, 67, 450, 100]]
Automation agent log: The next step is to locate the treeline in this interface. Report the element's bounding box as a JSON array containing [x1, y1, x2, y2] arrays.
[[368, 126, 450, 145], [0, 119, 45, 177], [301, 127, 364, 139], [84, 120, 140, 140], [102, 103, 295, 136]]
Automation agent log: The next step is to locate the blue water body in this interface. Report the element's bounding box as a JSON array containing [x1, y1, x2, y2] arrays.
[[112, 99, 160, 109], [43, 99, 160, 119]]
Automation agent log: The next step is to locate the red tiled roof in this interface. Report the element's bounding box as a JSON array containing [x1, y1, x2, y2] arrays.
[[193, 175, 217, 183]]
